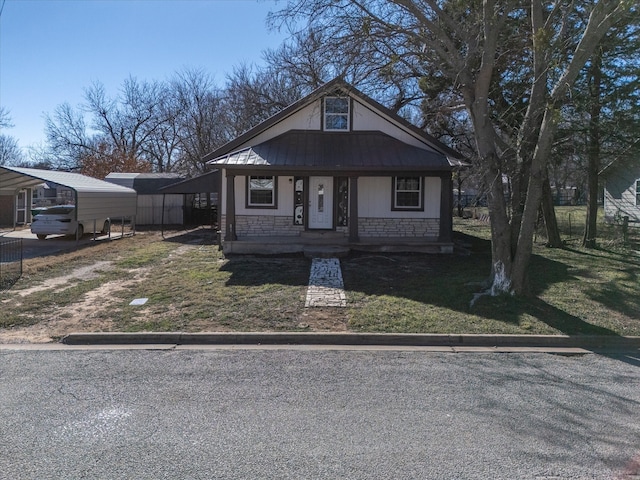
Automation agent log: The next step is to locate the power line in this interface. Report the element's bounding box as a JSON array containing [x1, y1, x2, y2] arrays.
[[0, 0, 6, 18]]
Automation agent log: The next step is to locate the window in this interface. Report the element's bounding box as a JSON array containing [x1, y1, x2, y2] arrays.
[[393, 176, 423, 210], [637, 180, 640, 206], [324, 97, 349, 131], [247, 176, 277, 207]]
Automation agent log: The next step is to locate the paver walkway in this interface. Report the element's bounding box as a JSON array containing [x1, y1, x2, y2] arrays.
[[305, 258, 347, 307]]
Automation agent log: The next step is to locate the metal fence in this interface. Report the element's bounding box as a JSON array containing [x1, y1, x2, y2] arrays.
[[0, 238, 22, 291]]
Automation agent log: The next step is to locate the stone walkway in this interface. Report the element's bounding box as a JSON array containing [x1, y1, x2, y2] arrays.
[[305, 258, 347, 308]]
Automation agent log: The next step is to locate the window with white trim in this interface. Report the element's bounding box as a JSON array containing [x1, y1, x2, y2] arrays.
[[247, 176, 277, 207], [324, 97, 349, 131], [393, 176, 423, 210]]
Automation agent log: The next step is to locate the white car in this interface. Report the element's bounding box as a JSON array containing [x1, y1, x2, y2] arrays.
[[31, 205, 84, 240]]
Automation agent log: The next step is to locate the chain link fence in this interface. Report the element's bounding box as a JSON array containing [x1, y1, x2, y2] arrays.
[[0, 238, 22, 291]]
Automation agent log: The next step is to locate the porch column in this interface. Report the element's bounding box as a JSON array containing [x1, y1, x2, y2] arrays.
[[349, 176, 359, 242], [439, 172, 453, 242], [225, 173, 237, 241]]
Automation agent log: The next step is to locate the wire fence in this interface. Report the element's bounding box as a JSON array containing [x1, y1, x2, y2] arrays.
[[0, 238, 22, 291], [534, 209, 640, 248]]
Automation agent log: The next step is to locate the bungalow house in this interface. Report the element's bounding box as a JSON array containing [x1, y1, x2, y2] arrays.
[[204, 78, 466, 255], [601, 157, 640, 225]]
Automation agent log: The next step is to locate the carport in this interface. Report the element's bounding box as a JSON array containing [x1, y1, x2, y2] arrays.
[[0, 166, 137, 236], [157, 169, 220, 233]]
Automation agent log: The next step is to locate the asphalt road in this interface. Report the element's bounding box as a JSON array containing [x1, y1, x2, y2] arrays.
[[1, 348, 639, 479]]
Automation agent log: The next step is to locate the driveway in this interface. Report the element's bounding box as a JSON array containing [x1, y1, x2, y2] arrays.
[[0, 228, 110, 259]]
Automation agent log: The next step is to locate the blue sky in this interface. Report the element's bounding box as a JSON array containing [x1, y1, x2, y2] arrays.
[[0, 0, 290, 151]]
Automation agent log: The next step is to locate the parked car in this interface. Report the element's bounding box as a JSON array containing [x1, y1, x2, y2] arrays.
[[31, 205, 81, 240], [31, 205, 110, 240]]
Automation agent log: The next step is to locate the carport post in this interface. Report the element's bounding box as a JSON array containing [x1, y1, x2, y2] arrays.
[[161, 194, 166, 238], [74, 190, 80, 244]]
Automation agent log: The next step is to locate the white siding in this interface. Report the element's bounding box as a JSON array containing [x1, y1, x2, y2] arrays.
[[351, 102, 439, 152], [234, 103, 322, 151], [75, 191, 137, 221], [228, 97, 441, 155], [358, 177, 441, 218], [222, 173, 441, 220], [234, 175, 295, 216], [604, 168, 640, 223]]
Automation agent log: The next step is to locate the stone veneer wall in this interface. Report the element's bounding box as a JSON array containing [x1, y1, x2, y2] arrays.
[[358, 217, 440, 237], [221, 214, 304, 237], [219, 215, 439, 238]]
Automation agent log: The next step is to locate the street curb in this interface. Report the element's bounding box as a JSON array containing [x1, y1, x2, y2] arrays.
[[61, 332, 640, 349]]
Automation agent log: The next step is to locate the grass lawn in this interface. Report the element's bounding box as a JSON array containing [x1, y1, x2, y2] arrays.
[[1, 207, 639, 340]]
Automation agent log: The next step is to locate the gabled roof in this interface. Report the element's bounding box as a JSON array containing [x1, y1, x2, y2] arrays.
[[204, 77, 465, 166], [599, 157, 640, 177], [212, 130, 451, 171]]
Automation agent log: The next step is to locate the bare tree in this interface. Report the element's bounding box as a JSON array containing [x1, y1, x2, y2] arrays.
[[0, 108, 23, 165], [0, 107, 13, 129], [169, 68, 229, 174], [0, 134, 22, 165], [273, 0, 634, 295]]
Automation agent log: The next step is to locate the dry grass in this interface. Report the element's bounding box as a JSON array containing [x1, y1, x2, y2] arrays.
[[1, 209, 639, 343]]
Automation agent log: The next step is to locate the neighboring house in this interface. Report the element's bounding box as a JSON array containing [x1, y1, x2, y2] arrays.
[[0, 185, 36, 227], [33, 182, 75, 208], [601, 158, 640, 225], [0, 195, 12, 226], [105, 173, 185, 225], [204, 78, 466, 255]]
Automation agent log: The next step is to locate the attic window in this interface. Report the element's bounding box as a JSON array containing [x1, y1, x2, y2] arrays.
[[324, 97, 349, 131]]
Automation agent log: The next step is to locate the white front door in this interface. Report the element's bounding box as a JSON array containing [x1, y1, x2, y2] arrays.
[[308, 176, 333, 229]]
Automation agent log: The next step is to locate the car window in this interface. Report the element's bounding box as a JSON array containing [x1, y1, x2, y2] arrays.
[[43, 207, 75, 215]]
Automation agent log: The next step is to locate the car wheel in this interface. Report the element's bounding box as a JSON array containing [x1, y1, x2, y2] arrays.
[[76, 224, 84, 238], [37, 234, 47, 240]]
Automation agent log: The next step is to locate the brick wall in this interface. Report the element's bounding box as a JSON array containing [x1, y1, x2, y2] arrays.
[[222, 214, 304, 237], [358, 217, 440, 238], [220, 215, 439, 238]]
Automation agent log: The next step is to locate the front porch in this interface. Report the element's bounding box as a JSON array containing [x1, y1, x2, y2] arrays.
[[221, 231, 454, 256]]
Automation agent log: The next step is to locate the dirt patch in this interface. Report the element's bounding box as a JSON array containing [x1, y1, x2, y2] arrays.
[[0, 267, 151, 344], [14, 261, 114, 297], [297, 308, 349, 331], [0, 230, 243, 343]]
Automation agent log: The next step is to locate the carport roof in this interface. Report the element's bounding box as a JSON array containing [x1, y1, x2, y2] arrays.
[[157, 170, 220, 194], [0, 166, 136, 196]]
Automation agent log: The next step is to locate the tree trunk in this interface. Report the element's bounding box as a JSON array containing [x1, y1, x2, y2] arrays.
[[541, 171, 563, 247], [583, 50, 602, 248]]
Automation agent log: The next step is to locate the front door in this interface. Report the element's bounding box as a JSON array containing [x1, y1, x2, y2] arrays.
[[308, 176, 333, 229]]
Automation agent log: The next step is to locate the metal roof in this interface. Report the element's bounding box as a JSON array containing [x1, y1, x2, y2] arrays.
[[105, 172, 185, 194], [203, 77, 466, 165], [158, 170, 221, 194], [0, 166, 137, 196], [210, 130, 451, 172]]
